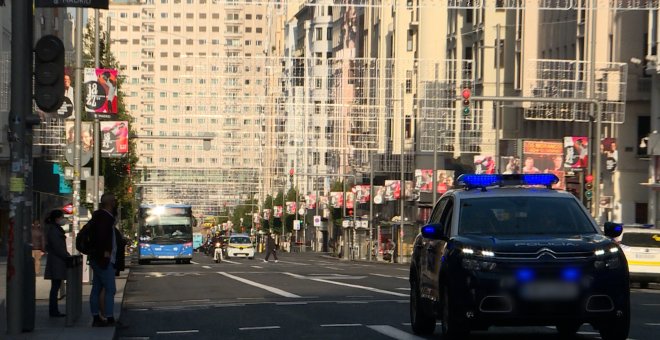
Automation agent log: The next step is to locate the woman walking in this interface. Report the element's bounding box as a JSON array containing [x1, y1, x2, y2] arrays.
[[44, 209, 70, 317]]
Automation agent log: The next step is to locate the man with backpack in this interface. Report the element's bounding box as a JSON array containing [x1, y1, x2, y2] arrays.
[[85, 193, 120, 327]]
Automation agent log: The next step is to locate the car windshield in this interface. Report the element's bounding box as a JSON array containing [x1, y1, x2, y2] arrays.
[[458, 196, 596, 236], [621, 232, 660, 248], [141, 216, 192, 243], [230, 236, 251, 244]]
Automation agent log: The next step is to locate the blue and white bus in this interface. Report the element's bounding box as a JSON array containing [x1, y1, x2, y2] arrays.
[[137, 204, 195, 264]]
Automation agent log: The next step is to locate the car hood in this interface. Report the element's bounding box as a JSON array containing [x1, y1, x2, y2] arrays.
[[453, 233, 616, 254]]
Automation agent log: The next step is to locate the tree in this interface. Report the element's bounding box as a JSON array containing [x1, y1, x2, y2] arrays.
[[82, 22, 139, 235]]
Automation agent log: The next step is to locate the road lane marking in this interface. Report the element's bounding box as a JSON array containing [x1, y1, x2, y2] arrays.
[[223, 260, 241, 264], [347, 295, 373, 298], [239, 326, 281, 330], [202, 265, 211, 269], [217, 272, 301, 298], [395, 268, 409, 272], [371, 273, 408, 280], [396, 288, 411, 291], [190, 261, 199, 264], [251, 266, 263, 269], [337, 301, 368, 304], [156, 330, 199, 335], [367, 325, 425, 340], [276, 301, 308, 305], [323, 266, 344, 271], [645, 323, 660, 326], [282, 272, 407, 297], [321, 324, 363, 327], [278, 260, 310, 265], [181, 299, 210, 303]]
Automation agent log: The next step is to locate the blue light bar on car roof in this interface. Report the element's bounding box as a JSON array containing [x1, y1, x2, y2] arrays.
[[456, 174, 559, 189]]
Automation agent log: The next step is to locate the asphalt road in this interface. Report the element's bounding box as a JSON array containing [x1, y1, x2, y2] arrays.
[[115, 252, 660, 340]]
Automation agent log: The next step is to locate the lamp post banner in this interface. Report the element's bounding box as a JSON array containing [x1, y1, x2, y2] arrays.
[[100, 121, 129, 157], [35, 0, 109, 9], [84, 68, 118, 118]]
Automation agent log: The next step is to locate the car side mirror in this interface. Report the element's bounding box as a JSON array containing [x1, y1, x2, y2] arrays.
[[603, 222, 623, 238], [421, 223, 448, 241]]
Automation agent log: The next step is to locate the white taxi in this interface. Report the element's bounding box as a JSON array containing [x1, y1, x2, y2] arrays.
[[226, 234, 255, 259], [619, 227, 660, 288]]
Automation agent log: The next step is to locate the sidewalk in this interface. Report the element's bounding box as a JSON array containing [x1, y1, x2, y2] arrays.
[[0, 256, 129, 340]]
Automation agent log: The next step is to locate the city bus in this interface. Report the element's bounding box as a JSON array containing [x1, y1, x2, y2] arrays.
[[137, 204, 195, 264]]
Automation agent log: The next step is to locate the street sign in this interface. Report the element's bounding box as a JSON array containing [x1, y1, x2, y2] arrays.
[[35, 0, 109, 9], [62, 203, 73, 214], [313, 215, 321, 227], [293, 220, 301, 231]]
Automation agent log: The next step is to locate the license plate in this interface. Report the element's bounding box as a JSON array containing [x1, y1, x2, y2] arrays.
[[159, 256, 175, 259], [520, 281, 579, 301]]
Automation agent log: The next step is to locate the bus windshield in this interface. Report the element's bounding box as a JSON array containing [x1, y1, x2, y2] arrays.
[[139, 206, 193, 244]]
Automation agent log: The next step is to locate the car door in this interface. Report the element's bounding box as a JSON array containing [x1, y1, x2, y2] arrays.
[[420, 196, 451, 298], [430, 197, 454, 299]]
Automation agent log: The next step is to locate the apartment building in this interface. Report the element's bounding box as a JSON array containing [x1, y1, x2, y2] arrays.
[[102, 0, 270, 216]]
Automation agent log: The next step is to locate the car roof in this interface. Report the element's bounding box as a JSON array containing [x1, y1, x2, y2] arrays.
[[449, 187, 576, 199]]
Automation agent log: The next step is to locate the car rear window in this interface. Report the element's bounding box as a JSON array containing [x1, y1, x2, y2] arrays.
[[458, 196, 596, 235], [621, 232, 660, 248]]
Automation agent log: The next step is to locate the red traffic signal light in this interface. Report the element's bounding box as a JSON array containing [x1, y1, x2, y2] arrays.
[[585, 174, 594, 183], [461, 88, 471, 99], [347, 208, 354, 216]]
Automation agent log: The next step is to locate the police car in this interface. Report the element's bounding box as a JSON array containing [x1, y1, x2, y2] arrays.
[[409, 174, 629, 339], [619, 226, 660, 288]]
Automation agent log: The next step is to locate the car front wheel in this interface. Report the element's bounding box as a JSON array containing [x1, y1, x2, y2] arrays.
[[598, 300, 630, 340], [441, 285, 469, 339], [409, 273, 435, 335]]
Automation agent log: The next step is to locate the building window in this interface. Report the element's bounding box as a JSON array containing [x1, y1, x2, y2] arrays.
[[316, 27, 323, 40], [327, 27, 333, 41], [407, 29, 414, 51]]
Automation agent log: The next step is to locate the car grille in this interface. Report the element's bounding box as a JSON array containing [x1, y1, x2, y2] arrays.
[[493, 248, 593, 261]]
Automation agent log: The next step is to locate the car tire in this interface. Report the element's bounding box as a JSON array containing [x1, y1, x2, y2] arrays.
[[183, 259, 191, 264], [639, 281, 649, 289], [598, 299, 630, 340], [556, 322, 581, 336], [409, 272, 435, 335], [138, 259, 149, 265], [441, 285, 469, 339]]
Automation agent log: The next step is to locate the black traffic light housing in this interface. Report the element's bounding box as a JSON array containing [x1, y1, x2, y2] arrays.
[[461, 87, 471, 116], [34, 35, 65, 112]]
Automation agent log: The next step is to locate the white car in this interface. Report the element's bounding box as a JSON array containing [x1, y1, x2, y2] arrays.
[[226, 234, 255, 259], [619, 227, 660, 288]]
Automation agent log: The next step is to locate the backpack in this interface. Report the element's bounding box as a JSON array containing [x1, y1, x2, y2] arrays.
[[76, 222, 94, 255]]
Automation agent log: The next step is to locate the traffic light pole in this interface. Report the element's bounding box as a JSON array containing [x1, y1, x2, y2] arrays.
[[464, 96, 602, 220], [73, 8, 84, 250], [7, 0, 33, 334], [93, 9, 101, 212]]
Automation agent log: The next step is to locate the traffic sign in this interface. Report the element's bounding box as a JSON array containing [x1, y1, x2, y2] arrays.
[[63, 203, 73, 214], [313, 215, 321, 227], [293, 220, 301, 231]]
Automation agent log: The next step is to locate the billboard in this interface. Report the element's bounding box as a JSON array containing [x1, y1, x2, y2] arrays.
[[286, 201, 297, 215], [602, 138, 618, 172], [522, 140, 565, 189], [64, 121, 93, 167], [100, 121, 129, 157], [84, 68, 118, 118], [353, 185, 371, 204], [473, 155, 496, 174], [263, 209, 272, 220], [414, 170, 455, 195], [563, 136, 589, 169], [330, 192, 344, 208], [274, 206, 283, 218], [373, 186, 385, 204]]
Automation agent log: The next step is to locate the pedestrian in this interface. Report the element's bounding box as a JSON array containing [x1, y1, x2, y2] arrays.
[[263, 233, 278, 263], [32, 218, 46, 275], [88, 193, 120, 327], [44, 209, 70, 317]]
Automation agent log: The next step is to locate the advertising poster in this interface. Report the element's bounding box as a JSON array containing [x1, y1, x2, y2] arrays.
[[563, 136, 589, 169], [274, 206, 283, 218], [353, 185, 371, 203], [64, 121, 94, 167], [346, 192, 355, 209], [414, 169, 434, 193], [415, 170, 455, 195], [373, 186, 385, 204], [436, 170, 455, 194], [319, 195, 329, 210], [522, 140, 565, 189], [84, 67, 118, 118], [263, 209, 272, 220], [100, 121, 129, 157], [474, 155, 496, 174], [602, 138, 618, 172], [305, 194, 317, 209], [330, 192, 344, 208], [286, 201, 297, 215], [384, 180, 400, 201], [501, 156, 521, 174]]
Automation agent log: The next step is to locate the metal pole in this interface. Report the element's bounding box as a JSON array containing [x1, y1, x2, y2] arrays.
[[7, 0, 32, 333], [73, 8, 84, 253], [342, 178, 347, 260], [590, 2, 602, 222], [93, 9, 101, 212], [495, 24, 501, 172], [369, 153, 374, 261], [400, 84, 405, 265]]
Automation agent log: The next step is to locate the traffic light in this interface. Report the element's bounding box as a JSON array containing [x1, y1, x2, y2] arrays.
[[461, 87, 471, 116], [34, 35, 65, 112], [347, 208, 354, 216], [584, 174, 594, 201]]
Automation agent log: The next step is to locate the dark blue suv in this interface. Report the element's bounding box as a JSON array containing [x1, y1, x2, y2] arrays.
[[409, 174, 629, 339]]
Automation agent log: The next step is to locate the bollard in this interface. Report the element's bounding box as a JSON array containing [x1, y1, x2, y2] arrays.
[[65, 255, 83, 326]]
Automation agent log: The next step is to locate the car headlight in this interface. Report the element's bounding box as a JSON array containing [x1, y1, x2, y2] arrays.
[[594, 246, 621, 269], [460, 247, 497, 271]]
